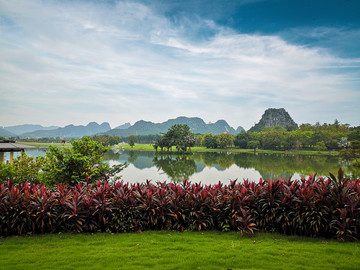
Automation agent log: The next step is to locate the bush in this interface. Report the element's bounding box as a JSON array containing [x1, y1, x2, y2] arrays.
[[0, 137, 126, 186], [1, 169, 359, 241]]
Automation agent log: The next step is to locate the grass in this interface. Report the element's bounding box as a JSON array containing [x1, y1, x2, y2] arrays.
[[18, 142, 72, 147], [119, 143, 338, 156], [0, 231, 359, 269]]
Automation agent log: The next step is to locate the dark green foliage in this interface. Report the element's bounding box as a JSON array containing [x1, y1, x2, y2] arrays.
[[201, 133, 218, 148], [1, 169, 359, 241], [153, 124, 195, 152], [234, 131, 250, 149], [236, 120, 355, 151], [40, 137, 126, 186], [340, 140, 360, 167], [127, 135, 138, 148], [90, 135, 120, 146], [0, 152, 45, 184], [0, 137, 126, 186], [216, 133, 234, 149]]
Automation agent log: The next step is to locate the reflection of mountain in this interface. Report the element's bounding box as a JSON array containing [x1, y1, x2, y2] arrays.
[[213, 164, 226, 171], [195, 161, 206, 173]]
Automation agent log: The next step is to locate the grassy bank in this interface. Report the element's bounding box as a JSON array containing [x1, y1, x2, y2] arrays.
[[0, 231, 359, 269], [18, 142, 72, 147], [118, 143, 338, 156]]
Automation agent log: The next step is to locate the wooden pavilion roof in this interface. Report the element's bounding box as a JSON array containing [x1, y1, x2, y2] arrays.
[[0, 140, 35, 152]]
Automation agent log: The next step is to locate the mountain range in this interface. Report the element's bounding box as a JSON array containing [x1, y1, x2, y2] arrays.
[[106, 116, 244, 137], [1, 108, 298, 138], [1, 122, 111, 138], [1, 117, 243, 138]]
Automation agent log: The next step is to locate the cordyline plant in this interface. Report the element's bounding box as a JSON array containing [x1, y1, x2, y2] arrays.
[[0, 168, 359, 242]]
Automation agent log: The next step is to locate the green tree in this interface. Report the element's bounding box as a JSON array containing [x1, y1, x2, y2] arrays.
[[247, 140, 260, 150], [184, 132, 196, 151], [234, 131, 250, 149], [314, 141, 327, 151], [163, 124, 192, 152], [41, 137, 126, 186], [201, 133, 218, 149], [261, 130, 284, 150], [340, 140, 360, 167], [195, 135, 203, 147], [91, 135, 120, 146], [0, 152, 45, 184], [216, 133, 234, 149], [127, 135, 138, 148]]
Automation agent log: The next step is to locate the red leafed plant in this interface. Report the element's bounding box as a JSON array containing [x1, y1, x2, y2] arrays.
[[0, 169, 359, 241]]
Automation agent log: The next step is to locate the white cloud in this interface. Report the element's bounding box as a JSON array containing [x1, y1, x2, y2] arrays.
[[0, 0, 359, 129]]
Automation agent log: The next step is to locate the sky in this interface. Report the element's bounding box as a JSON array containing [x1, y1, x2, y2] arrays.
[[1, 0, 359, 130]]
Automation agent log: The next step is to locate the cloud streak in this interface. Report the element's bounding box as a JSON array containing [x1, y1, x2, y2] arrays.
[[1, 0, 359, 129]]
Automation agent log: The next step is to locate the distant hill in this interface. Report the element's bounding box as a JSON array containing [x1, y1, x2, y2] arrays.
[[22, 122, 111, 138], [235, 126, 245, 133], [4, 124, 59, 135], [248, 108, 298, 132], [115, 123, 131, 129], [105, 116, 243, 136], [0, 127, 16, 138]]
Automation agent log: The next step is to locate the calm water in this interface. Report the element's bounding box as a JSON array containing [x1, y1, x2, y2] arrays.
[[4, 149, 357, 184]]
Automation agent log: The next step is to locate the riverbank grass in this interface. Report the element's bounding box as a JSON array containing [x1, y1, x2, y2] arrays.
[[1, 231, 359, 269], [18, 142, 72, 147]]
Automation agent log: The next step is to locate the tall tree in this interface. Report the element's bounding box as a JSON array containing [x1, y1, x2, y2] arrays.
[[127, 135, 138, 148], [216, 133, 234, 149], [201, 133, 218, 149], [163, 124, 192, 152]]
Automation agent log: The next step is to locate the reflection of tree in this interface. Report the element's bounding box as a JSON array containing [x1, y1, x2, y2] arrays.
[[153, 155, 197, 182], [233, 153, 344, 179], [215, 153, 234, 169], [197, 152, 347, 179], [200, 153, 218, 167], [103, 150, 120, 161], [106, 150, 353, 181], [127, 151, 138, 163]]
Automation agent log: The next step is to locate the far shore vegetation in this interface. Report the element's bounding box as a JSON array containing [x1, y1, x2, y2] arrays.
[[118, 143, 340, 156]]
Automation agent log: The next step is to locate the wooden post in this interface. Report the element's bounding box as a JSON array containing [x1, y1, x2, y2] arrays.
[[10, 151, 14, 164], [0, 152, 4, 163]]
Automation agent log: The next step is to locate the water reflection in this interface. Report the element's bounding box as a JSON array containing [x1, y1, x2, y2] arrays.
[[107, 150, 358, 183]]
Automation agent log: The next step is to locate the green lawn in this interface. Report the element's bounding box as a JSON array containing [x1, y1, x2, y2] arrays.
[[18, 142, 72, 147], [0, 231, 359, 269], [119, 143, 338, 156]]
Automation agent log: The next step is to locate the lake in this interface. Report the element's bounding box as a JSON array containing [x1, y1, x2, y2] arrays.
[[4, 148, 356, 185]]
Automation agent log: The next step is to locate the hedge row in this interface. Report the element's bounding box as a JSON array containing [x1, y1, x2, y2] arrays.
[[1, 169, 359, 241]]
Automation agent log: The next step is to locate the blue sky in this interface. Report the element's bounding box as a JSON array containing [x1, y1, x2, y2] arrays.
[[1, 0, 359, 130]]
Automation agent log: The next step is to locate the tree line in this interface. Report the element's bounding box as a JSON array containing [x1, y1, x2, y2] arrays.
[[202, 121, 360, 151]]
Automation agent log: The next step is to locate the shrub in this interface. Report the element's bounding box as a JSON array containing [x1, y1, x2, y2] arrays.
[[0, 137, 126, 186], [0, 169, 359, 241]]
